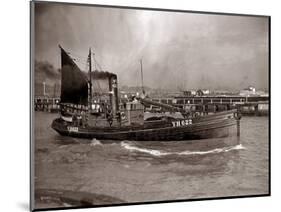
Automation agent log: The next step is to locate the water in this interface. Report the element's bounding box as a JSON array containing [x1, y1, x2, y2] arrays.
[[33, 112, 269, 209]]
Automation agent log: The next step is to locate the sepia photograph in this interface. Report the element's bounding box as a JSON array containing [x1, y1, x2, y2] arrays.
[[31, 1, 270, 211]]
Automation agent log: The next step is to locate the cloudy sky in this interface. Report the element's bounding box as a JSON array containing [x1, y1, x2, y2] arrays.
[[34, 2, 269, 91]]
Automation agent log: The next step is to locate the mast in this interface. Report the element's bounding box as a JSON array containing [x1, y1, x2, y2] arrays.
[[140, 59, 145, 95], [88, 48, 92, 109]]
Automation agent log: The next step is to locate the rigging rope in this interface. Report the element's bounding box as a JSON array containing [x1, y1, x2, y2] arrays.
[[66, 49, 109, 95]]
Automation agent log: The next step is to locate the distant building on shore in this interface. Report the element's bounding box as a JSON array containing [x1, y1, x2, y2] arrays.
[[239, 86, 268, 97], [196, 89, 210, 96], [240, 86, 256, 96], [183, 90, 196, 96], [183, 89, 210, 97]]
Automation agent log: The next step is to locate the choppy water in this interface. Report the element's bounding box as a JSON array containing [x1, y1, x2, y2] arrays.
[[33, 112, 269, 209]]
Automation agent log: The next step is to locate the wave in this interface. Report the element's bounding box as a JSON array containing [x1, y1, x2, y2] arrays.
[[121, 142, 166, 156], [90, 138, 102, 146], [121, 141, 245, 157]]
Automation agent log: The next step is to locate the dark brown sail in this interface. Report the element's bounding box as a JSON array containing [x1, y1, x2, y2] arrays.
[[59, 45, 88, 105]]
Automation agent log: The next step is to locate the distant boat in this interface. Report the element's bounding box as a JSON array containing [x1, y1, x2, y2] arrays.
[[51, 45, 241, 141]]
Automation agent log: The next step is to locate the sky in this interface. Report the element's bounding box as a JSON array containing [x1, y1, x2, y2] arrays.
[[34, 2, 269, 91]]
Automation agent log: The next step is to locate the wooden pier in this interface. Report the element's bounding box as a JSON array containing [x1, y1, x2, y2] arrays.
[[34, 95, 269, 116], [34, 96, 60, 112], [149, 95, 269, 116]]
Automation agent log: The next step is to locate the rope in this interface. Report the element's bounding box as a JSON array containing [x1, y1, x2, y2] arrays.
[[93, 53, 104, 71], [64, 48, 110, 96], [68, 50, 105, 72]]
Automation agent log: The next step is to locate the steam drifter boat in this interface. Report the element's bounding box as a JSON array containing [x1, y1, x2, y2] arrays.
[[51, 46, 241, 141]]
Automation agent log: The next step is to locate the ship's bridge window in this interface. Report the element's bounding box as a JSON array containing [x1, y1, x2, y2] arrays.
[[128, 103, 136, 110], [91, 104, 100, 110], [136, 103, 144, 110], [126, 102, 144, 110], [126, 103, 131, 110]]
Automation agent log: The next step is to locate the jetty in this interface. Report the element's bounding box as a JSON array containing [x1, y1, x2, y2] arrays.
[[34, 95, 268, 116]]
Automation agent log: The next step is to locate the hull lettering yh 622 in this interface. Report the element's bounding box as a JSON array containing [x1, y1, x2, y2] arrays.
[[172, 119, 192, 127]]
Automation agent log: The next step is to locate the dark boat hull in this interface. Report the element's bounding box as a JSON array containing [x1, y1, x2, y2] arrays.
[[51, 110, 239, 141]]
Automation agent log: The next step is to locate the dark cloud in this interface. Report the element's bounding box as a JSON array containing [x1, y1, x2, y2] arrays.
[[34, 2, 269, 91]]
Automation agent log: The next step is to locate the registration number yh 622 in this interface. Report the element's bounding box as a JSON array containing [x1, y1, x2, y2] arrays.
[[171, 119, 192, 127]]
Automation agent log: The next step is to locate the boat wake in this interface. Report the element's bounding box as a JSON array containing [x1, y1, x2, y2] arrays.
[[120, 141, 245, 157]]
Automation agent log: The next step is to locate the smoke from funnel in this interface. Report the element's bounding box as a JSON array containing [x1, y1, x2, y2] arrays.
[[91, 71, 117, 79]]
